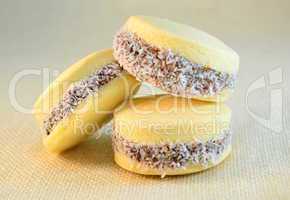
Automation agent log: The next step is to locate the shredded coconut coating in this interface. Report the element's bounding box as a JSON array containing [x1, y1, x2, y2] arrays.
[[113, 31, 236, 98], [112, 130, 231, 170], [44, 62, 122, 135]]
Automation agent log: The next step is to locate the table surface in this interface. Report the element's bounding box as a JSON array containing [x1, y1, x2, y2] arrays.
[[1, 0, 289, 199]]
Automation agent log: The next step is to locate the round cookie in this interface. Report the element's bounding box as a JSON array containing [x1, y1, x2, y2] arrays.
[[113, 95, 232, 177], [113, 16, 239, 102], [34, 49, 140, 153]]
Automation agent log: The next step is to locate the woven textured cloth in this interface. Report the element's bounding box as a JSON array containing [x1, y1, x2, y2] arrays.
[[1, 1, 290, 199]]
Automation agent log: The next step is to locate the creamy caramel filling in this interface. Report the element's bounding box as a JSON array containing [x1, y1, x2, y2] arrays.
[[113, 31, 236, 98], [112, 130, 231, 169], [44, 62, 122, 135]]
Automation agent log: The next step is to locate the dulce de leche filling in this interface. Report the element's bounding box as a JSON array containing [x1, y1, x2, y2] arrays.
[[112, 130, 231, 170], [44, 62, 122, 135], [113, 31, 236, 98]]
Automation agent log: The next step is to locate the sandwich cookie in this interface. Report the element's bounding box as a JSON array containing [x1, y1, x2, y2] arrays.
[[113, 95, 232, 176], [34, 49, 140, 153], [113, 16, 239, 102]]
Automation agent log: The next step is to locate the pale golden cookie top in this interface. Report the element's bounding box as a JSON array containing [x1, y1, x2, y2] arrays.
[[122, 16, 239, 74], [114, 95, 232, 143]]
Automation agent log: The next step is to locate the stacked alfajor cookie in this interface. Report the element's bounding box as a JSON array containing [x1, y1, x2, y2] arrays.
[[111, 16, 239, 176]]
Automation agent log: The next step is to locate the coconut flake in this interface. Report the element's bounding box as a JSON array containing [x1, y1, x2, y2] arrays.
[[113, 31, 236, 97], [44, 62, 122, 135], [112, 129, 231, 170]]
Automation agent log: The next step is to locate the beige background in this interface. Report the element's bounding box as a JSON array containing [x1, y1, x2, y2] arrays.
[[0, 0, 290, 199]]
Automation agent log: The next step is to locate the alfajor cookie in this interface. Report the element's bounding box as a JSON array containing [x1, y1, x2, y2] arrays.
[[34, 49, 140, 153], [113, 16, 239, 102], [113, 95, 232, 176]]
